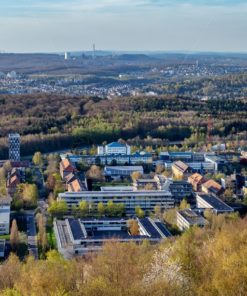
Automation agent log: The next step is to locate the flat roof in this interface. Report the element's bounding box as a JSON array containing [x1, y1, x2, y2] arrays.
[[178, 209, 207, 225], [8, 133, 20, 138], [101, 186, 134, 192], [59, 190, 173, 198], [136, 179, 157, 183], [80, 218, 127, 222], [104, 166, 143, 170], [170, 152, 192, 156], [62, 218, 171, 243]]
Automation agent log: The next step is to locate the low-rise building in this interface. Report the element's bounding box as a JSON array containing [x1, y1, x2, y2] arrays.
[[177, 209, 208, 230], [100, 186, 134, 192], [221, 174, 245, 194], [58, 190, 174, 215], [60, 159, 77, 179], [68, 179, 86, 192], [201, 179, 223, 196], [159, 151, 205, 162], [155, 175, 193, 203], [0, 199, 11, 235], [204, 154, 227, 172], [6, 168, 23, 196], [104, 166, 143, 179], [54, 217, 171, 257], [61, 152, 152, 166], [188, 173, 206, 192], [97, 142, 131, 156], [196, 193, 234, 214], [64, 173, 77, 185], [133, 179, 159, 191]]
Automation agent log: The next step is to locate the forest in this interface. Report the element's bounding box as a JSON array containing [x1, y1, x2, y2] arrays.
[[0, 93, 246, 158], [0, 215, 246, 296]]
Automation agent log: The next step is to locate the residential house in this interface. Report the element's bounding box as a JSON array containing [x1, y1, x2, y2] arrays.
[[201, 179, 223, 196], [188, 173, 206, 192], [60, 159, 77, 179]]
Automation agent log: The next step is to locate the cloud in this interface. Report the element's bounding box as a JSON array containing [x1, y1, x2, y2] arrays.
[[1, 0, 246, 16]]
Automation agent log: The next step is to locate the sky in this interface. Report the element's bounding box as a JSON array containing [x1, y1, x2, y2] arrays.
[[0, 0, 246, 53]]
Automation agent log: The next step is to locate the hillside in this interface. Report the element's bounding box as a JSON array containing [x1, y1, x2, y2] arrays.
[[0, 93, 246, 158]]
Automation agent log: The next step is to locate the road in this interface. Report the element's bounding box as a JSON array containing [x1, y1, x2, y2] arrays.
[[26, 214, 38, 259]]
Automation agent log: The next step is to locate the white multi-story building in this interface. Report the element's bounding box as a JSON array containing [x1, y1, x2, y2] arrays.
[[97, 142, 131, 156], [104, 166, 143, 178], [196, 193, 233, 214], [54, 217, 171, 257], [0, 199, 11, 235], [58, 190, 174, 214], [177, 209, 207, 231]]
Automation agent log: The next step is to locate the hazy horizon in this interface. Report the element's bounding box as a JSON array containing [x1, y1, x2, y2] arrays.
[[0, 0, 246, 53]]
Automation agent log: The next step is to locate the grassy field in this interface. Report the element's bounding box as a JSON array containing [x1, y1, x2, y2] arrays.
[[0, 234, 10, 240]]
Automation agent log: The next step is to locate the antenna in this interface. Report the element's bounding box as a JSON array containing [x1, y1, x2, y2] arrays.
[[93, 43, 96, 59]]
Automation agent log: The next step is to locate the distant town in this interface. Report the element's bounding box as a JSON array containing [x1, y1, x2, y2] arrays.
[[0, 52, 246, 98]]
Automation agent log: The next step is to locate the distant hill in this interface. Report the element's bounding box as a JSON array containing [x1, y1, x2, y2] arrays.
[[0, 52, 246, 74]]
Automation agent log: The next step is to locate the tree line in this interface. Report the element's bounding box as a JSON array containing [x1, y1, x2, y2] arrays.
[[0, 93, 246, 158]]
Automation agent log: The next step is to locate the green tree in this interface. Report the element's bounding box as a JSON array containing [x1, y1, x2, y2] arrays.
[[10, 219, 19, 251], [23, 184, 38, 208], [135, 206, 145, 218], [0, 167, 7, 196], [32, 152, 43, 166], [79, 201, 89, 217], [48, 201, 68, 218], [223, 188, 234, 202], [97, 202, 105, 217], [179, 198, 190, 210], [106, 200, 115, 217], [163, 208, 177, 228]]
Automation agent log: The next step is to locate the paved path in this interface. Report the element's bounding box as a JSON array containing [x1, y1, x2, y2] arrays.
[[26, 214, 38, 259]]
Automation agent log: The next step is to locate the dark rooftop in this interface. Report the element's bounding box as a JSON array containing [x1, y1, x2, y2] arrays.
[[198, 194, 233, 212]]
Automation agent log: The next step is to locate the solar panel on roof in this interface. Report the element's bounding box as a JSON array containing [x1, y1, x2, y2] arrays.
[[155, 222, 172, 237], [199, 194, 233, 211], [139, 218, 161, 238], [68, 219, 84, 240]]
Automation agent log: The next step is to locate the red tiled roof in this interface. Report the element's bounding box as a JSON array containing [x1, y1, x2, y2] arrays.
[[202, 179, 222, 192], [188, 173, 205, 184]]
